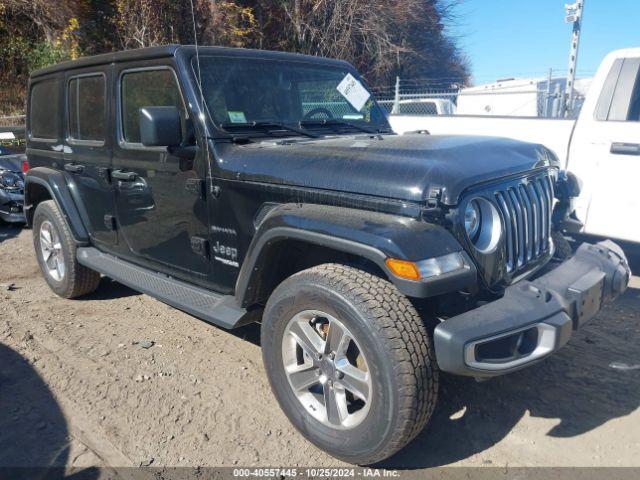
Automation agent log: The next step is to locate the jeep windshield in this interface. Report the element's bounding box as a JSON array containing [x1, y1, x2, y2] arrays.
[[195, 56, 391, 138]]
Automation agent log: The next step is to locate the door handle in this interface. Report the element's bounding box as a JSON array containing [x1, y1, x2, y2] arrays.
[[64, 163, 84, 174], [111, 170, 137, 182], [610, 142, 640, 155]]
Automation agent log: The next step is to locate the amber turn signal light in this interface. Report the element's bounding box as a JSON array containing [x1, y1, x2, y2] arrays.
[[385, 258, 421, 281]]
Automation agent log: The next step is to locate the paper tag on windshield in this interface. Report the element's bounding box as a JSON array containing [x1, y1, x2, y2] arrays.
[[228, 111, 247, 124], [337, 74, 371, 112]]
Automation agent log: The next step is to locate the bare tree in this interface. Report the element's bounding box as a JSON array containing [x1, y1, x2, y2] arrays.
[[113, 0, 179, 49], [278, 0, 436, 84]]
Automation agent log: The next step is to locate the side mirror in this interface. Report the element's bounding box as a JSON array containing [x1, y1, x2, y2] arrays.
[[139, 106, 182, 147]]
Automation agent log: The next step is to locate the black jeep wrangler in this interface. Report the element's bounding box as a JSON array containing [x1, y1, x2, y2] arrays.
[[24, 45, 631, 464]]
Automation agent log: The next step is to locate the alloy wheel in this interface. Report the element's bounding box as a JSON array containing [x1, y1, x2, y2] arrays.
[[282, 310, 372, 429], [39, 220, 65, 282]]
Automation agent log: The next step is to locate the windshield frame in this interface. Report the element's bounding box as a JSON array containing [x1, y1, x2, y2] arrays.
[[189, 54, 391, 138]]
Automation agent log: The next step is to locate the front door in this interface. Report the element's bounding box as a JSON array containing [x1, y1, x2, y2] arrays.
[[112, 65, 209, 279], [569, 55, 640, 243]]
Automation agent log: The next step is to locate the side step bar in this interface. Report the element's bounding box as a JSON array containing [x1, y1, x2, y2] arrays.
[[77, 247, 248, 329]]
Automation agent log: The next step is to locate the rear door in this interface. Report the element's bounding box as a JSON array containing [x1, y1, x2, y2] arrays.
[[569, 55, 640, 242], [112, 64, 210, 280], [63, 68, 117, 247]]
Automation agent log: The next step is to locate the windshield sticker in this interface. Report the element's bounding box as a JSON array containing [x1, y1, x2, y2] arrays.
[[337, 73, 371, 112], [343, 114, 364, 120], [228, 111, 247, 124]]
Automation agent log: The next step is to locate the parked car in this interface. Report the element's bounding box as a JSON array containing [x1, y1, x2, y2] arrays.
[[24, 45, 631, 465], [390, 47, 640, 245], [0, 129, 27, 223]]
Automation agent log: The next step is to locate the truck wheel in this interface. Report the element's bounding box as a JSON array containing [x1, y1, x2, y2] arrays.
[[261, 263, 438, 465], [32, 200, 100, 299]]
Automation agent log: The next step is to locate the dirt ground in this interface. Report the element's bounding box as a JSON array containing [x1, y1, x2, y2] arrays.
[[1, 222, 639, 472]]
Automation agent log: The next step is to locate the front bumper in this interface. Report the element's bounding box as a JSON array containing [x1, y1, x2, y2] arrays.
[[434, 240, 631, 378], [0, 188, 25, 223]]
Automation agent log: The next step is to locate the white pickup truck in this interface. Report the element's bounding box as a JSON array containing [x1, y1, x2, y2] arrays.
[[390, 48, 640, 244]]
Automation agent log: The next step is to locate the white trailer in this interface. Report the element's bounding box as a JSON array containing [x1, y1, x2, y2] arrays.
[[455, 77, 592, 117]]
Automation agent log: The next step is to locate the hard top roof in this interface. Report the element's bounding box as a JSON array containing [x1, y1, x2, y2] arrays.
[[30, 44, 352, 78]]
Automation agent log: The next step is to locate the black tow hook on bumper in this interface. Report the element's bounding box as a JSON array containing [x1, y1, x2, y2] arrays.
[[434, 241, 631, 378]]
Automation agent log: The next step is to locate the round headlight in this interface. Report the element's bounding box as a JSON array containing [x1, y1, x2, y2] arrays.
[[464, 201, 481, 241], [464, 198, 502, 254]]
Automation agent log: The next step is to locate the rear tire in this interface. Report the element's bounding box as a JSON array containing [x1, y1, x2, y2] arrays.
[[33, 200, 100, 298], [261, 263, 438, 465]]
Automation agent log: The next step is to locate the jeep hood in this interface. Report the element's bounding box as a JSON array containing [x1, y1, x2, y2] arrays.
[[215, 134, 558, 206]]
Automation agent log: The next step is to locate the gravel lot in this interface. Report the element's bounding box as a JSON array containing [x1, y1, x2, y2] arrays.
[[1, 223, 639, 472]]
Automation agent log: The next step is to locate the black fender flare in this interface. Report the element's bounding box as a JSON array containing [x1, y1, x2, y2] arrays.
[[235, 203, 475, 306], [24, 167, 90, 244]]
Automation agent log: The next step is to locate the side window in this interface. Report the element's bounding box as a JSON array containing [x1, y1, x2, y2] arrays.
[[628, 70, 640, 121], [68, 75, 106, 142], [608, 58, 640, 122], [595, 59, 623, 121], [30, 79, 60, 140], [298, 78, 363, 120], [121, 69, 185, 144]]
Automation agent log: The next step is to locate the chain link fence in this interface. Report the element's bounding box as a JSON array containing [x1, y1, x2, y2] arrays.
[[0, 115, 25, 129], [374, 89, 460, 116], [372, 78, 461, 116], [372, 76, 589, 118]]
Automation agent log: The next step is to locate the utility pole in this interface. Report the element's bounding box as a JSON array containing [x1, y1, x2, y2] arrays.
[[562, 0, 585, 117], [545, 67, 553, 117], [392, 76, 401, 114]]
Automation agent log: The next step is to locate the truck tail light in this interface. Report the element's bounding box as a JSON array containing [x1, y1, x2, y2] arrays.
[[22, 159, 30, 173]]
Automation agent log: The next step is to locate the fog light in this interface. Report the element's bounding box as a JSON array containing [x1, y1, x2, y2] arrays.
[[464, 323, 557, 371]]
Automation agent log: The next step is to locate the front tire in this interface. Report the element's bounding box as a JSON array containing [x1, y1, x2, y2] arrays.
[[33, 200, 100, 298], [261, 264, 438, 465]]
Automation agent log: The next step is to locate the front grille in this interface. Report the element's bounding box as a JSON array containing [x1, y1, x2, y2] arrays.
[[494, 173, 554, 274]]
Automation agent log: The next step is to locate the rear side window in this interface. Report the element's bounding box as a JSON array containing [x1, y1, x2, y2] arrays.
[[607, 58, 640, 122], [68, 75, 106, 142], [30, 79, 60, 139], [628, 71, 640, 121], [120, 69, 185, 144], [595, 59, 623, 121]]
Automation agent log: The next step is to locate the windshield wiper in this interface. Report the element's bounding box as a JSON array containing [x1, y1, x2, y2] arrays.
[[299, 119, 383, 134], [220, 121, 319, 139]]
